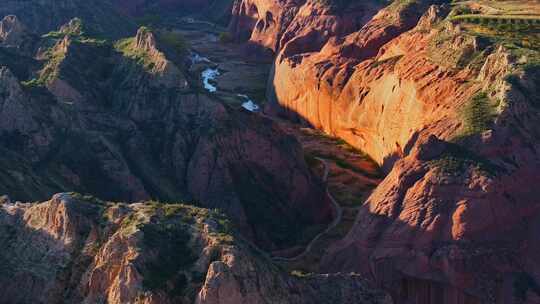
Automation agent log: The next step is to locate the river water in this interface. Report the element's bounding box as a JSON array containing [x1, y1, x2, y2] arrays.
[[191, 51, 261, 112]]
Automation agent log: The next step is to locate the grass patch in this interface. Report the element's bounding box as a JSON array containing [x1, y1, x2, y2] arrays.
[[32, 18, 110, 86], [38, 44, 67, 84], [157, 30, 190, 56], [125, 202, 235, 298], [218, 32, 233, 43], [454, 92, 499, 140], [140, 222, 197, 297], [114, 37, 155, 69], [429, 142, 503, 177], [427, 27, 483, 69]]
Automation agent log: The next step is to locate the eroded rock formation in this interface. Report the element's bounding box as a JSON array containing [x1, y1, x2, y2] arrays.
[[0, 0, 135, 38], [230, 0, 540, 302], [0, 19, 331, 250], [0, 193, 392, 304]]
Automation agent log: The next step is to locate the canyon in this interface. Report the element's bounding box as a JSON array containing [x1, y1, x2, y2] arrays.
[[0, 0, 540, 303]]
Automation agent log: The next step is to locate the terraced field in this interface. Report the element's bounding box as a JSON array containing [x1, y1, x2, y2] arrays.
[[452, 0, 540, 16]]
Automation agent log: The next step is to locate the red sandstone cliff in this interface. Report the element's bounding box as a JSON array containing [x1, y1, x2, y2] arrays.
[[230, 0, 540, 302]]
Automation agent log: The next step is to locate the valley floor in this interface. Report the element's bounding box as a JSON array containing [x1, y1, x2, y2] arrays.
[[172, 18, 384, 275]]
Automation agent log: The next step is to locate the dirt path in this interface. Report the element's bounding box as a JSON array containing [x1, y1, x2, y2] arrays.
[[173, 22, 383, 273], [269, 124, 383, 273], [272, 158, 343, 262]]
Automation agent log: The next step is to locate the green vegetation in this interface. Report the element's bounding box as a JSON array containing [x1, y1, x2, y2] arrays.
[[431, 1, 540, 73], [218, 32, 233, 43], [115, 28, 189, 69], [455, 92, 499, 139], [68, 192, 107, 206], [43, 18, 107, 45], [448, 10, 540, 66], [116, 202, 235, 298], [20, 78, 42, 87], [427, 28, 483, 69], [429, 142, 502, 177], [25, 18, 109, 87], [451, 14, 540, 26], [140, 222, 197, 297], [157, 30, 190, 55], [38, 44, 68, 85], [115, 37, 155, 69]]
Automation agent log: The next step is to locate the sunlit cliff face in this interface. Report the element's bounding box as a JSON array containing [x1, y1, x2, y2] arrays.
[[229, 0, 540, 303], [0, 0, 540, 303]]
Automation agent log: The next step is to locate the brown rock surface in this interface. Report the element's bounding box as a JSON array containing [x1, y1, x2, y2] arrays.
[[0, 0, 135, 38], [0, 193, 392, 304], [231, 0, 540, 302], [0, 21, 330, 250]]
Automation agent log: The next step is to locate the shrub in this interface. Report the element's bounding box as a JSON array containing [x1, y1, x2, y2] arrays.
[[457, 92, 498, 138], [140, 222, 197, 297], [218, 32, 233, 43], [158, 30, 190, 55]]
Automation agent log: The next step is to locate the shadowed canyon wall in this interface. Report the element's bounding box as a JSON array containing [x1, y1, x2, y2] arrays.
[[229, 0, 540, 303], [0, 15, 332, 251]]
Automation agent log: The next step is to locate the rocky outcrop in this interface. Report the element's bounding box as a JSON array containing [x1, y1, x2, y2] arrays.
[[128, 27, 188, 87], [228, 0, 383, 59], [0, 15, 28, 46], [0, 14, 37, 56], [0, 21, 331, 250], [0, 0, 135, 38], [230, 0, 540, 302], [0, 193, 392, 304]]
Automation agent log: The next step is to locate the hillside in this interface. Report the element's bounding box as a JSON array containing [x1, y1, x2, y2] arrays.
[[1, 0, 540, 303]]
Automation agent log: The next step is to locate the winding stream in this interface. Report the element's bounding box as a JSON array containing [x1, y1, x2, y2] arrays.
[[237, 94, 260, 112], [201, 68, 220, 93], [191, 51, 261, 112]]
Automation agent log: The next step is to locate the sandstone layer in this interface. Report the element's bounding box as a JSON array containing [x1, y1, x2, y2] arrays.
[[0, 17, 331, 250], [0, 192, 392, 304], [230, 0, 540, 302]]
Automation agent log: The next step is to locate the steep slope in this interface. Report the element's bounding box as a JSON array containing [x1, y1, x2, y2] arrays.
[[0, 0, 135, 38], [112, 0, 234, 25], [228, 0, 384, 59], [230, 0, 540, 302], [0, 193, 392, 304], [0, 20, 331, 250], [267, 0, 448, 168]]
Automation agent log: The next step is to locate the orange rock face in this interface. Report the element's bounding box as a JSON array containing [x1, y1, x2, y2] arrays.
[[231, 0, 540, 302], [0, 193, 392, 304]]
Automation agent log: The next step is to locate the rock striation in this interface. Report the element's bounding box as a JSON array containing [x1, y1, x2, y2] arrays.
[[0, 19, 331, 250], [230, 0, 540, 302], [0, 192, 392, 304], [0, 0, 135, 38]]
